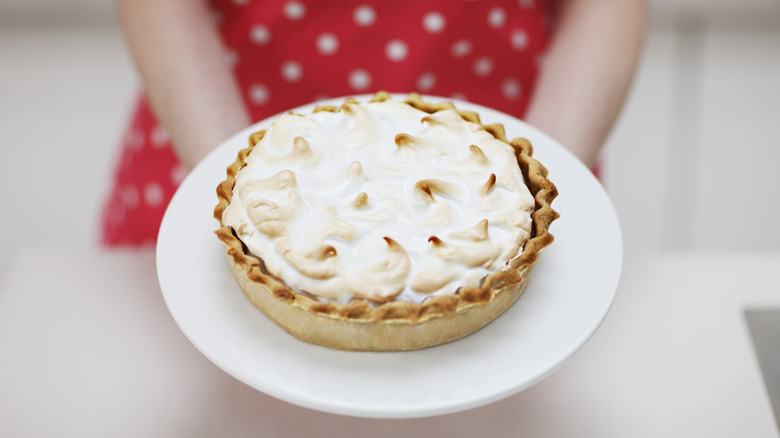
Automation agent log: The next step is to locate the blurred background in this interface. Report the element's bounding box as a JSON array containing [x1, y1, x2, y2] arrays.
[[1, 0, 779, 283]]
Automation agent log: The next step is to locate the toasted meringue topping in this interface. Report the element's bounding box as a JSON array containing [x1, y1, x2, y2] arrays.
[[222, 97, 535, 303]]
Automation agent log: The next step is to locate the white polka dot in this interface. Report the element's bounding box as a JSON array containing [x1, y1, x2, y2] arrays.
[[488, 7, 507, 28], [120, 185, 140, 209], [423, 12, 446, 33], [511, 29, 529, 51], [150, 126, 169, 148], [473, 57, 494, 77], [385, 39, 408, 62], [250, 25, 271, 45], [170, 164, 188, 186], [317, 33, 339, 55], [502, 78, 522, 100], [353, 5, 376, 27], [144, 182, 164, 207], [416, 72, 436, 92], [451, 39, 472, 58], [284, 1, 306, 20], [348, 69, 372, 91], [519, 0, 535, 8], [281, 60, 303, 82], [249, 83, 270, 105]]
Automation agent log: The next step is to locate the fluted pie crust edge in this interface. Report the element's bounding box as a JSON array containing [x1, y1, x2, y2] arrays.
[[213, 92, 559, 351]]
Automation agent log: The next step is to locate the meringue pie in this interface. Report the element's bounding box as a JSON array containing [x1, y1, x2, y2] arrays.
[[214, 92, 558, 351]]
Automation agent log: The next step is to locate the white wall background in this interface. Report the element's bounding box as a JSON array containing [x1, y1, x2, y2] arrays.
[[602, 1, 780, 259], [1, 0, 779, 281]]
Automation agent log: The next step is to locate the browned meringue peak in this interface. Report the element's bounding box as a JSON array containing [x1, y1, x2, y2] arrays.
[[393, 131, 454, 156], [393, 133, 417, 148], [480, 173, 497, 197], [340, 160, 364, 179], [338, 100, 379, 145], [427, 235, 447, 248], [409, 256, 459, 294], [256, 220, 287, 238], [410, 233, 502, 294], [414, 178, 460, 202], [352, 192, 369, 208], [259, 114, 318, 154], [419, 110, 480, 128], [238, 170, 297, 202], [246, 190, 303, 227], [276, 236, 339, 280], [341, 194, 399, 223], [309, 244, 338, 260], [448, 219, 490, 241], [394, 133, 455, 157], [419, 115, 445, 126], [468, 144, 488, 165], [289, 136, 317, 166], [377, 143, 420, 177], [345, 237, 411, 302], [430, 233, 501, 267], [307, 217, 357, 243]]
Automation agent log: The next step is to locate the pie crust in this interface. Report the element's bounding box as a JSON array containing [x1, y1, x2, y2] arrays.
[[214, 92, 559, 351]]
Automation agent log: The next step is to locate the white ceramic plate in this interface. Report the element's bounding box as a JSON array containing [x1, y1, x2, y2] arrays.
[[157, 95, 622, 419]]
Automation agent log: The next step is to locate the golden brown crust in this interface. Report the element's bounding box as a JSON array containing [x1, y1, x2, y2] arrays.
[[213, 92, 559, 351]]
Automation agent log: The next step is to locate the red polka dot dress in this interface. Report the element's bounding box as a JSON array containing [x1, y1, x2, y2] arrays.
[[101, 0, 551, 246]]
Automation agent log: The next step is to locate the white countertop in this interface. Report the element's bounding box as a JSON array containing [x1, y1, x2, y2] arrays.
[[1, 248, 778, 437]]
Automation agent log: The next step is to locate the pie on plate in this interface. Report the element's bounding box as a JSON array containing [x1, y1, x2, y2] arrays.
[[213, 92, 558, 351]]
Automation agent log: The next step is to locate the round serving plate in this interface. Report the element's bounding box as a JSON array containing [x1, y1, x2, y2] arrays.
[[157, 95, 622, 419]]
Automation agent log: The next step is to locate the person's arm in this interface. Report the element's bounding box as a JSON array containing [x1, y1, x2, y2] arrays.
[[524, 0, 646, 169], [118, 0, 250, 170]]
